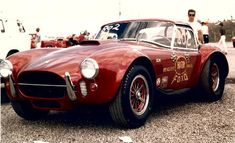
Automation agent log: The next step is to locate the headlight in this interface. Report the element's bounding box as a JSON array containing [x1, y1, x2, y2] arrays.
[[0, 59, 13, 78], [80, 58, 99, 79]]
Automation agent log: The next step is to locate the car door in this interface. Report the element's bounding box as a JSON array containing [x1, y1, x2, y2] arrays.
[[168, 26, 200, 89]]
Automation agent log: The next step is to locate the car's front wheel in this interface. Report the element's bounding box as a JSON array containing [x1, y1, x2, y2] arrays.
[[199, 56, 226, 101], [109, 65, 154, 128], [11, 101, 49, 120]]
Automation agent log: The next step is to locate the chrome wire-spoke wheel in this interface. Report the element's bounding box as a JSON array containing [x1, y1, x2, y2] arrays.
[[129, 75, 149, 116], [211, 63, 220, 92]]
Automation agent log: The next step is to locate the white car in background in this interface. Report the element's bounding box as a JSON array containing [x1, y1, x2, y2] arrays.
[[0, 18, 31, 102]]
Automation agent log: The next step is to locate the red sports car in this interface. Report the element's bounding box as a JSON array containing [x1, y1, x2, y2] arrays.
[[0, 18, 229, 128]]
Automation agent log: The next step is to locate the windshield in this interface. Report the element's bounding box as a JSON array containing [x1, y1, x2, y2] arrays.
[[96, 23, 129, 40], [95, 21, 174, 47]]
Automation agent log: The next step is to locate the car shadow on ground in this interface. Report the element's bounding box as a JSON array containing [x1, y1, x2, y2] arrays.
[[18, 91, 205, 129], [30, 104, 116, 129]]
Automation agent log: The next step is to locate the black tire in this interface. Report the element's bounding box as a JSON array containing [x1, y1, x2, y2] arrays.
[[233, 42, 235, 48], [11, 101, 49, 120], [199, 56, 225, 101], [109, 65, 154, 128]]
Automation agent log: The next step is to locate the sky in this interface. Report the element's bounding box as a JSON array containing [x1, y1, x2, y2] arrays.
[[1, 0, 234, 36]]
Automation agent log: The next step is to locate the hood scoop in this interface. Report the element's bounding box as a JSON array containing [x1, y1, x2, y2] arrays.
[[79, 40, 100, 46]]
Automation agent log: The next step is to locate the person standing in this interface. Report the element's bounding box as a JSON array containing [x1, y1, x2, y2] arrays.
[[218, 22, 228, 54], [35, 27, 41, 48], [201, 22, 209, 43], [77, 31, 87, 43], [187, 9, 204, 44]]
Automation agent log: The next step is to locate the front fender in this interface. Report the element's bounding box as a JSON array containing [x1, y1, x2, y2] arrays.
[[85, 48, 147, 104]]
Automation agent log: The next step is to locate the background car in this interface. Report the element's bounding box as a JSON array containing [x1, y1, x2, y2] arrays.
[[40, 37, 68, 48], [1, 18, 228, 128]]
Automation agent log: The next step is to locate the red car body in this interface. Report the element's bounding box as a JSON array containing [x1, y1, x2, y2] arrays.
[[3, 18, 229, 128]]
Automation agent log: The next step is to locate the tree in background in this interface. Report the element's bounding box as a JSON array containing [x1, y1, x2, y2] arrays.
[[208, 20, 235, 42]]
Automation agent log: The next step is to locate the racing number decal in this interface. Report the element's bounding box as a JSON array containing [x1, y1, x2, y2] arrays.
[[102, 24, 120, 32], [163, 54, 192, 84], [171, 56, 189, 84]]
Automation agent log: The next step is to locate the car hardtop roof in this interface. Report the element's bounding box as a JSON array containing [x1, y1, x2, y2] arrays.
[[103, 18, 191, 28]]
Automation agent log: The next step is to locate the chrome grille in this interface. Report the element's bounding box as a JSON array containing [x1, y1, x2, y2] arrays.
[[18, 71, 66, 98]]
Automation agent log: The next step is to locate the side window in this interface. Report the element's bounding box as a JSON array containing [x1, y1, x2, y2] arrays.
[[0, 19, 5, 33], [186, 29, 196, 49], [137, 21, 173, 47], [174, 27, 187, 48]]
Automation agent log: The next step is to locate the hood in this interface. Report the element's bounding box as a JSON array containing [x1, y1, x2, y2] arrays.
[[19, 40, 142, 74]]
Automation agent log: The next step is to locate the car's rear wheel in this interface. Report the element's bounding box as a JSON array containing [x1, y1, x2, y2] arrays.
[[233, 41, 235, 48], [11, 101, 49, 120], [109, 65, 154, 128], [199, 57, 225, 101]]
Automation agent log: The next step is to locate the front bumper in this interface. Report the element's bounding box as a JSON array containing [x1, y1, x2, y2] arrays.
[[5, 72, 79, 110]]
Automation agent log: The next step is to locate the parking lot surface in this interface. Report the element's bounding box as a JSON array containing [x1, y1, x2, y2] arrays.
[[1, 83, 234, 143]]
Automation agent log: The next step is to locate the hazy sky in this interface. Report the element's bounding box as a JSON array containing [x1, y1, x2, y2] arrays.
[[1, 0, 234, 36]]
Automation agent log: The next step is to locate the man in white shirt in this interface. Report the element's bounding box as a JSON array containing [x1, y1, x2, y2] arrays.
[[187, 9, 204, 44]]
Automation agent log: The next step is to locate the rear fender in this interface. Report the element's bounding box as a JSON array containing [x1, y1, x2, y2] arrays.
[[197, 52, 229, 84]]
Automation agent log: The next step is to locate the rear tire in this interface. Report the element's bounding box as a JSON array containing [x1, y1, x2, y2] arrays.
[[199, 56, 226, 101], [11, 101, 49, 120], [109, 65, 154, 128]]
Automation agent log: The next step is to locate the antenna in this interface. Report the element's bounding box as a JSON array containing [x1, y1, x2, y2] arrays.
[[118, 0, 121, 19]]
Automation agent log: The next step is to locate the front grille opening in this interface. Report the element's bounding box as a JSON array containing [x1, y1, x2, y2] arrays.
[[19, 71, 65, 85], [19, 85, 66, 98], [18, 71, 66, 98], [32, 100, 60, 108]]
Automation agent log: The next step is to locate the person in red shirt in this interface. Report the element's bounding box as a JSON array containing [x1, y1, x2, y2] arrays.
[[77, 31, 87, 43]]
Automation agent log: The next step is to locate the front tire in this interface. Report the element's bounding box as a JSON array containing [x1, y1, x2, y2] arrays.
[[199, 57, 226, 101], [109, 65, 154, 128], [11, 101, 49, 120]]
